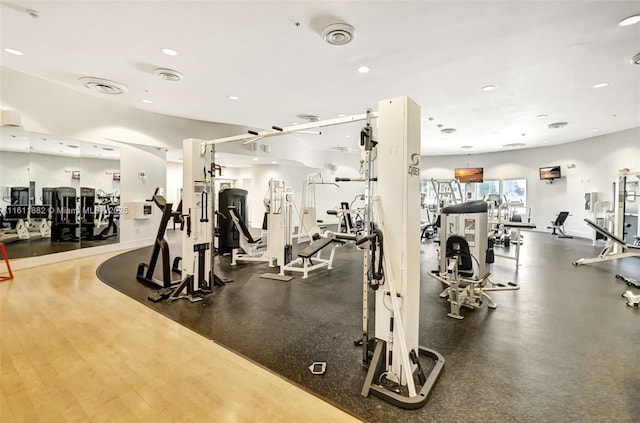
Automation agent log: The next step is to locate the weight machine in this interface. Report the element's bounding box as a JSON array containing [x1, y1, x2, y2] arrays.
[[190, 96, 443, 409], [292, 172, 338, 243], [228, 179, 293, 268], [573, 170, 640, 266], [430, 200, 519, 319]]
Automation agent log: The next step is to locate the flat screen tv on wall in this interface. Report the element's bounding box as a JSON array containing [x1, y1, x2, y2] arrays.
[[454, 167, 484, 183], [539, 165, 561, 181]]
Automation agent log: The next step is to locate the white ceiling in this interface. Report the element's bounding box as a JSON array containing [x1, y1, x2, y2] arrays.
[[1, 1, 639, 157]]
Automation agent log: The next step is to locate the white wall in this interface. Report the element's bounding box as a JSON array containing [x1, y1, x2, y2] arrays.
[[118, 144, 166, 244], [166, 161, 183, 206], [421, 127, 640, 238]]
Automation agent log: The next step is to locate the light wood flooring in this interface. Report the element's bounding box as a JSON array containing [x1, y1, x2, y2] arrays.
[[0, 253, 360, 422]]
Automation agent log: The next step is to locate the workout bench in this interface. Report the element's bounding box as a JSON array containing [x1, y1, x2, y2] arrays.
[[281, 235, 342, 279], [572, 219, 640, 266], [548, 211, 572, 238]]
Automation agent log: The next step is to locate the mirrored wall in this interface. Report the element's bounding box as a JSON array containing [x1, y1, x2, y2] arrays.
[[0, 126, 120, 259]]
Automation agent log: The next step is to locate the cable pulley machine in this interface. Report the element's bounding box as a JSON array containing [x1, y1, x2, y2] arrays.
[[186, 96, 443, 409]]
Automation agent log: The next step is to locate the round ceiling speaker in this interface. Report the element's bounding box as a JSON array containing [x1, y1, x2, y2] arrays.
[[322, 23, 356, 46], [78, 77, 128, 95]]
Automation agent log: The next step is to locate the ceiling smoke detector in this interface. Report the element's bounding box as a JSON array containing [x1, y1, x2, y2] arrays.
[[632, 52, 640, 65], [154, 68, 183, 81], [322, 23, 356, 46], [441, 128, 457, 134], [78, 77, 128, 95], [547, 122, 568, 129]]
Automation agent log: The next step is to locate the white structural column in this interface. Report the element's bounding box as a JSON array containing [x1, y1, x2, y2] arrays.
[[374, 97, 422, 378]]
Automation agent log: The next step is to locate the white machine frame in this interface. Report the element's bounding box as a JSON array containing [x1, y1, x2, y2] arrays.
[[183, 97, 443, 409]]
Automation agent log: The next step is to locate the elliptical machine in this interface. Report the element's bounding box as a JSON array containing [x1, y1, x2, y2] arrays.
[[136, 188, 182, 296]]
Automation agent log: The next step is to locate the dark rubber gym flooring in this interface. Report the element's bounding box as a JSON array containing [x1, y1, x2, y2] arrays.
[[97, 229, 640, 423]]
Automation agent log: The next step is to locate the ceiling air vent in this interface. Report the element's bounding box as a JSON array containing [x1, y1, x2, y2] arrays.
[[79, 77, 128, 95], [298, 114, 320, 122], [154, 68, 183, 81], [547, 122, 568, 129], [322, 23, 356, 46], [632, 52, 640, 65], [441, 128, 457, 134]]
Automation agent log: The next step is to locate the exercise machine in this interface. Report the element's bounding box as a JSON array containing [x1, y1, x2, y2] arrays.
[[169, 138, 231, 303], [613, 170, 640, 247], [218, 188, 248, 254], [430, 200, 519, 319], [292, 172, 337, 243], [50, 187, 78, 242], [194, 96, 444, 409], [228, 205, 269, 265], [136, 189, 182, 290], [572, 219, 640, 266], [548, 211, 572, 238]]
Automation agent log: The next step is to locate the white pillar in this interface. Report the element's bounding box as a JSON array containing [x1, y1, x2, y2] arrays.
[[374, 97, 421, 377]]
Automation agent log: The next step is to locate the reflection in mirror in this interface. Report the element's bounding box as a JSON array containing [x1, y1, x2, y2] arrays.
[[78, 142, 120, 249], [0, 126, 120, 259]]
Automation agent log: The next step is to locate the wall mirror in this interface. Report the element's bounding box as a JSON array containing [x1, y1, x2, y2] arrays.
[[0, 126, 120, 259]]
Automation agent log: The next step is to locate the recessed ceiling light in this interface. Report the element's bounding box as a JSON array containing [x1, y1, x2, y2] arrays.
[[4, 48, 24, 56], [591, 129, 599, 132], [536, 114, 548, 119], [291, 122, 299, 125], [548, 122, 568, 129], [619, 14, 640, 26], [271, 161, 277, 164], [337, 113, 346, 117], [592, 82, 609, 88], [357, 66, 370, 73], [253, 158, 258, 161], [142, 99, 152, 104], [481, 85, 496, 91], [345, 134, 351, 138], [228, 95, 239, 100], [161, 48, 177, 56]]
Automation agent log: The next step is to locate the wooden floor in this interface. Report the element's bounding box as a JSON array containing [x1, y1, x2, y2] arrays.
[[0, 253, 360, 422]]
